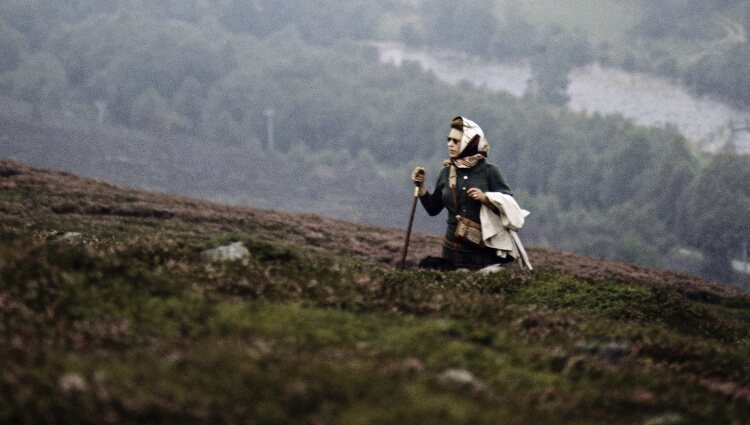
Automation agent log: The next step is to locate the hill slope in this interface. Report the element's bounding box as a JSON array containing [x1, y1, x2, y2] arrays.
[[1, 159, 749, 424]]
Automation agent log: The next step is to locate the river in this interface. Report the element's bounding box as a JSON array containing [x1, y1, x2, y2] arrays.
[[373, 42, 750, 154]]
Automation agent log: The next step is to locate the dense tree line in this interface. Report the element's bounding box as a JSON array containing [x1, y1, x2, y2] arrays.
[[407, 0, 750, 107], [684, 44, 750, 107], [4, 0, 749, 106], [0, 0, 748, 282], [631, 0, 750, 107]]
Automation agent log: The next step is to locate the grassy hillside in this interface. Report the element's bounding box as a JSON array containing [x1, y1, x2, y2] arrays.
[[1, 159, 750, 424]]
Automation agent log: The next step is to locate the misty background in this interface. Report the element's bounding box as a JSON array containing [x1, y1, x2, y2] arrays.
[[0, 0, 749, 287]]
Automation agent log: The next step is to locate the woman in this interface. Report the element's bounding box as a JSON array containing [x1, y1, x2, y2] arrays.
[[412, 116, 514, 270]]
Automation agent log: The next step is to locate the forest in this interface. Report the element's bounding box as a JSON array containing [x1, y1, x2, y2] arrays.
[[408, 0, 750, 107], [0, 0, 748, 284]]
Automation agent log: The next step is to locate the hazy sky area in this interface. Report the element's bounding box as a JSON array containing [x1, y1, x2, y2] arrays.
[[0, 0, 749, 286]]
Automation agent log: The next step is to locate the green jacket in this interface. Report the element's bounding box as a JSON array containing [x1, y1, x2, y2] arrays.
[[419, 160, 512, 241]]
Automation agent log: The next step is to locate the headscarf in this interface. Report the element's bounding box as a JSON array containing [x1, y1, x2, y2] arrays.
[[443, 116, 490, 208], [453, 116, 489, 158]]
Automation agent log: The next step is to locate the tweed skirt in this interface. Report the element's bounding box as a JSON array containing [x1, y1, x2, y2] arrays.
[[442, 238, 513, 270]]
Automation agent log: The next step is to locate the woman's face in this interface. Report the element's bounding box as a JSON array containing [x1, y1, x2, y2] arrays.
[[447, 128, 462, 158]]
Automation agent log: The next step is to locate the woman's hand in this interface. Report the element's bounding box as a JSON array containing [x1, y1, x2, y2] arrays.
[[411, 167, 426, 187], [411, 167, 427, 196], [467, 188, 487, 203], [411, 167, 425, 187]]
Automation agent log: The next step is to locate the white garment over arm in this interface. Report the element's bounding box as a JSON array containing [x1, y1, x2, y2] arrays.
[[479, 192, 533, 270]]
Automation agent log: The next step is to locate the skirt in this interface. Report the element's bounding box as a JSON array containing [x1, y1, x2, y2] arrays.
[[442, 238, 514, 270]]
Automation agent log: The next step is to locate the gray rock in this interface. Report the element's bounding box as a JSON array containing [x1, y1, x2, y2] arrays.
[[437, 368, 485, 391], [52, 232, 83, 243], [478, 263, 504, 274], [59, 373, 87, 394], [644, 413, 686, 425], [201, 241, 250, 262]]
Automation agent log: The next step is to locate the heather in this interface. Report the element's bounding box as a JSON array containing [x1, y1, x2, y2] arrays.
[[2, 160, 749, 424]]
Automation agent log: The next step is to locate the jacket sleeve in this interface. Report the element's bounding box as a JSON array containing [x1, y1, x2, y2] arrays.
[[419, 168, 446, 216], [488, 165, 513, 195]]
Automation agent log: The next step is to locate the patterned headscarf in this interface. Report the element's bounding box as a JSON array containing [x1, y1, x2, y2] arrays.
[[444, 116, 490, 208], [454, 116, 489, 158]]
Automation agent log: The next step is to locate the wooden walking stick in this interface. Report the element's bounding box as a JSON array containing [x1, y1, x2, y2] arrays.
[[400, 170, 423, 269]]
